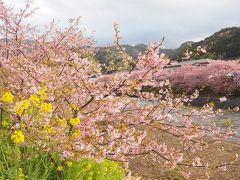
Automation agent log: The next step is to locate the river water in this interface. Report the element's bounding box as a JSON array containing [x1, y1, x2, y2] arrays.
[[207, 109, 240, 144], [179, 106, 240, 144], [139, 99, 240, 144]]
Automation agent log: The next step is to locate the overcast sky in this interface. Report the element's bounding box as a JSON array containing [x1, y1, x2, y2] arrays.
[[7, 0, 240, 48]]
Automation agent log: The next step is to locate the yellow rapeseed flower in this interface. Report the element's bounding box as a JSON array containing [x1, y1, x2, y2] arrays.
[[86, 163, 92, 170], [11, 131, 25, 144], [69, 117, 81, 126], [38, 86, 47, 101], [57, 165, 63, 171], [104, 167, 108, 172], [1, 120, 9, 128], [2, 92, 14, 103], [58, 118, 67, 126], [72, 129, 81, 137], [14, 100, 30, 116], [18, 168, 25, 180], [43, 125, 56, 134], [40, 103, 53, 113], [70, 104, 79, 111], [20, 123, 26, 129], [29, 95, 40, 106], [66, 161, 73, 167]]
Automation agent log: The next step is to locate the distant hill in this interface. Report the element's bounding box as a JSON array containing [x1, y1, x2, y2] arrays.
[[122, 43, 190, 60], [190, 27, 240, 60], [95, 27, 240, 72], [123, 42, 191, 60], [159, 41, 193, 60], [95, 41, 193, 65], [122, 44, 146, 59], [159, 27, 240, 60], [130, 27, 240, 60]]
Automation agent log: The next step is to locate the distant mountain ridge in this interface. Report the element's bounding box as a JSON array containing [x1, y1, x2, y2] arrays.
[[95, 27, 240, 72], [190, 27, 240, 59], [100, 27, 240, 60], [120, 42, 190, 59], [111, 41, 194, 60]]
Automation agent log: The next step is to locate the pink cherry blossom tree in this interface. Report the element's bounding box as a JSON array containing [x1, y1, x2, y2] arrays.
[[0, 1, 238, 179]]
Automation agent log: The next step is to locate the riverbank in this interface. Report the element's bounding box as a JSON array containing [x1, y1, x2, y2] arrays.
[[190, 95, 240, 109], [129, 129, 240, 179]]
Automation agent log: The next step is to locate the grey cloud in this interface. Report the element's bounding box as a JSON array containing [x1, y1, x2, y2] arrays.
[[8, 0, 240, 48]]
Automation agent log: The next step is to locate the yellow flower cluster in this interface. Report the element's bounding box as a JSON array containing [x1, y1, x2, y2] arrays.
[[1, 120, 9, 128], [14, 100, 31, 116], [21, 123, 26, 129], [66, 161, 73, 167], [38, 85, 47, 101], [18, 168, 25, 180], [57, 165, 63, 171], [86, 163, 92, 170], [57, 118, 67, 126], [29, 94, 40, 105], [69, 117, 81, 126], [72, 129, 81, 137], [104, 167, 108, 173], [40, 102, 53, 113], [70, 104, 79, 111], [12, 87, 53, 116], [11, 131, 25, 144], [2, 92, 14, 103], [43, 125, 56, 134]]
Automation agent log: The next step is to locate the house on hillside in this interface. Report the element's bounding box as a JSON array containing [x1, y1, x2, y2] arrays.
[[165, 59, 215, 71]]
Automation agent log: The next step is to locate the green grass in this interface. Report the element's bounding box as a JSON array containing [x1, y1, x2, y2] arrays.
[[64, 158, 125, 180], [0, 128, 125, 180], [0, 129, 58, 179]]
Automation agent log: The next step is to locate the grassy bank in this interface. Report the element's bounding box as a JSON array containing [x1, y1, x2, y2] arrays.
[[0, 129, 125, 179]]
